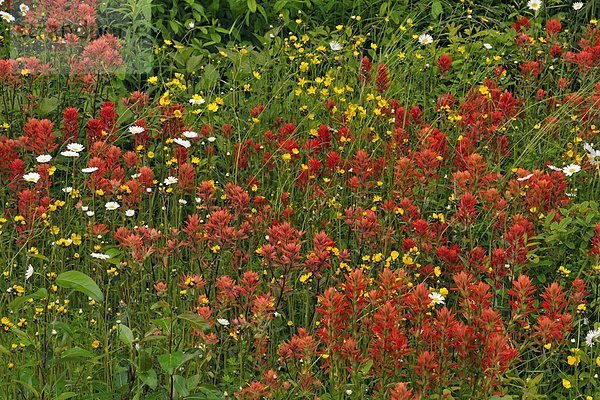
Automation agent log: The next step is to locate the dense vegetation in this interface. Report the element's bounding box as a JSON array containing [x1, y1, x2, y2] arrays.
[[0, 0, 599, 399]]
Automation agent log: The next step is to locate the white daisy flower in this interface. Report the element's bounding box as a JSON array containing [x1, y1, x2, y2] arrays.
[[125, 209, 135, 217], [23, 172, 41, 183], [583, 143, 600, 165], [188, 21, 195, 28], [207, 136, 216, 143], [19, 4, 29, 16], [329, 40, 342, 51], [91, 252, 111, 260], [129, 125, 145, 134], [0, 11, 15, 23], [67, 143, 85, 153], [418, 34, 433, 45], [178, 199, 188, 205], [62, 187, 73, 193], [105, 202, 120, 210], [572, 2, 584, 10], [428, 292, 445, 305], [36, 154, 52, 163], [483, 43, 493, 50], [182, 130, 198, 138], [217, 318, 230, 326], [86, 211, 95, 217], [173, 138, 191, 148], [527, 0, 542, 11], [164, 176, 178, 185], [25, 264, 34, 280], [585, 327, 600, 347], [82, 167, 99, 173], [517, 173, 534, 181], [562, 164, 581, 177], [61, 151, 80, 157]]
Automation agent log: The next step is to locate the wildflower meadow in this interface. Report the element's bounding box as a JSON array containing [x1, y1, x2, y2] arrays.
[[0, 0, 599, 399]]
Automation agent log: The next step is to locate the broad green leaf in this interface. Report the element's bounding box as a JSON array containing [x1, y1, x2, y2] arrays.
[[187, 55, 204, 73], [431, 0, 443, 18], [177, 312, 209, 331], [56, 271, 104, 303], [104, 248, 122, 259], [174, 375, 189, 397], [158, 351, 183, 374], [150, 317, 172, 333], [200, 64, 220, 88], [61, 347, 94, 361], [138, 349, 153, 372], [38, 97, 60, 116], [247, 0, 257, 13], [117, 324, 134, 349], [140, 369, 158, 389]]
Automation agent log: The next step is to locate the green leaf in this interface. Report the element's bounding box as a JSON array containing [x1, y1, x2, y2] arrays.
[[209, 32, 221, 43], [151, 301, 172, 311], [140, 369, 158, 389], [138, 349, 153, 372], [53, 321, 75, 338], [200, 64, 220, 88], [104, 248, 122, 259], [247, 0, 257, 13], [117, 324, 134, 349], [150, 317, 172, 333], [10, 327, 32, 345], [29, 253, 50, 262], [431, 0, 443, 18], [38, 97, 60, 116], [177, 312, 209, 331], [158, 351, 183, 374], [10, 287, 48, 309], [56, 271, 104, 303], [14, 381, 39, 398], [360, 359, 373, 374], [188, 385, 224, 399], [187, 55, 204, 73], [61, 347, 94, 361], [0, 344, 10, 355], [174, 375, 189, 397], [527, 373, 544, 387], [55, 392, 78, 400], [169, 20, 180, 34], [379, 2, 387, 17], [187, 374, 200, 391]]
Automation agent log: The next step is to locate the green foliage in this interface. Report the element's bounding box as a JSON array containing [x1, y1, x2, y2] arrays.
[[56, 271, 104, 303]]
